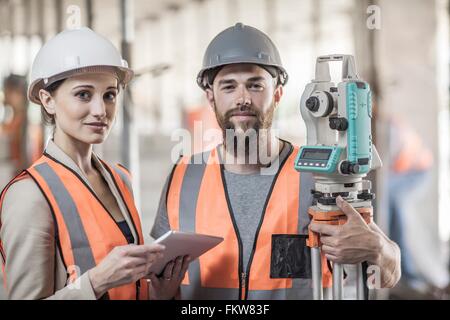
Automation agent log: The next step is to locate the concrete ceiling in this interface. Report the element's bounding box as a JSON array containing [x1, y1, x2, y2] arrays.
[[134, 0, 195, 22]]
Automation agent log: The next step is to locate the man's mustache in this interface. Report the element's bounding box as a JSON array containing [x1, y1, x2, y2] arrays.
[[224, 106, 259, 120]]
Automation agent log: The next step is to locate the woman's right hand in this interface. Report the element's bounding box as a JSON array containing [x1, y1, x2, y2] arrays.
[[88, 244, 165, 298]]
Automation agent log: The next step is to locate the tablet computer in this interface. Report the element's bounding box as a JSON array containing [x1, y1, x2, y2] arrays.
[[149, 230, 224, 275]]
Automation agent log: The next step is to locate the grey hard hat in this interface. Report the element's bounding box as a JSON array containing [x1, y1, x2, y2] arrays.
[[197, 23, 288, 90]]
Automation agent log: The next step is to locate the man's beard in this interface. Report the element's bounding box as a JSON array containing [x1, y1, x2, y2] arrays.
[[214, 102, 276, 162]]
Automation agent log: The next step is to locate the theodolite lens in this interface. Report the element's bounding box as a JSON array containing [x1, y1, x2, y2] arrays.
[[306, 96, 320, 112]]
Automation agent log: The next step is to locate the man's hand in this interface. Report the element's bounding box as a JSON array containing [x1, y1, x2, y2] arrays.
[[309, 196, 382, 265]]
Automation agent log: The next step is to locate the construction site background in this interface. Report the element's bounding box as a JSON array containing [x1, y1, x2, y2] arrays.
[[0, 0, 449, 300]]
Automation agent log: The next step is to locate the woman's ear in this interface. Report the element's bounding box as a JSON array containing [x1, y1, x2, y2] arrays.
[[205, 88, 215, 109], [39, 89, 56, 116]]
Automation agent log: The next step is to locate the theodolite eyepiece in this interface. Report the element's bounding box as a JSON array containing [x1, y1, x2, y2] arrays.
[[306, 96, 320, 112]]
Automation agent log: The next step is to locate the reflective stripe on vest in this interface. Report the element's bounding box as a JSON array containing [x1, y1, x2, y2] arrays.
[[167, 144, 332, 300], [0, 155, 148, 300], [35, 162, 98, 273], [112, 163, 135, 199]]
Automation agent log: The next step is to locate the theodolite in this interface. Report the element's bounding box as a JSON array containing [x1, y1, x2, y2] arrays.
[[295, 54, 382, 300]]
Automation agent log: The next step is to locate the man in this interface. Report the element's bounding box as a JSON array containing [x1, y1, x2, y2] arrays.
[[385, 117, 436, 297], [151, 23, 400, 300]]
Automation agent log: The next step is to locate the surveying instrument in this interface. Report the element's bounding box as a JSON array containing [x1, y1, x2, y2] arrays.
[[295, 55, 382, 300]]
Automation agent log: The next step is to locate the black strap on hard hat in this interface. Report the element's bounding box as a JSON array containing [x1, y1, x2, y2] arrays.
[[204, 64, 281, 89]]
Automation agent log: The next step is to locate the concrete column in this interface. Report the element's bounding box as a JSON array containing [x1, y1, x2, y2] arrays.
[[159, 8, 181, 134]]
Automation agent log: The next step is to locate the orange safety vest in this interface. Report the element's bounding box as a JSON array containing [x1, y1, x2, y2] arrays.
[[166, 143, 331, 300], [0, 153, 148, 300]]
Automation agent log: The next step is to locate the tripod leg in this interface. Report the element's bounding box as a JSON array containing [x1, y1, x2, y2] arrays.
[[311, 247, 323, 300], [332, 263, 344, 300], [356, 263, 365, 300]]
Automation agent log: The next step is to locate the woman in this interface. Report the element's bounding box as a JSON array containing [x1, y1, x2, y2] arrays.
[[0, 27, 188, 300]]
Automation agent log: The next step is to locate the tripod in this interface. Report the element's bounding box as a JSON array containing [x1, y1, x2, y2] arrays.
[[308, 204, 372, 300]]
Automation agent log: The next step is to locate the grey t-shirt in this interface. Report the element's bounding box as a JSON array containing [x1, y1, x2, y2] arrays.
[[150, 142, 293, 271]]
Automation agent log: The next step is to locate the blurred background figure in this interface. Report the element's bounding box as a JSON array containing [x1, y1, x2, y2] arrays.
[[0, 74, 43, 179], [384, 117, 436, 298], [0, 74, 29, 176]]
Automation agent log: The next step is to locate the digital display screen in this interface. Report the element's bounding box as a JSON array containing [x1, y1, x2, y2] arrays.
[[301, 149, 331, 160]]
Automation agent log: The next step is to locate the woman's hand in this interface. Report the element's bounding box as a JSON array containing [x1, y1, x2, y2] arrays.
[[88, 244, 165, 298], [148, 255, 190, 300]]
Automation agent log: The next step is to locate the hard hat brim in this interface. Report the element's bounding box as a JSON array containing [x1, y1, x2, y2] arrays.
[[28, 65, 134, 105], [197, 59, 288, 90]]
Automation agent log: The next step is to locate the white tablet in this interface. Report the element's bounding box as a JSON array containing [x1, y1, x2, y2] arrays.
[[149, 230, 224, 275]]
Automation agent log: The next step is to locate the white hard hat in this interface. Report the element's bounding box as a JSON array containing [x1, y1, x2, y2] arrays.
[[28, 27, 133, 105]]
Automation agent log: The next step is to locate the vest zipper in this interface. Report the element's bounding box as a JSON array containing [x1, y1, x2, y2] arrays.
[[219, 143, 292, 300], [241, 272, 247, 300], [219, 161, 245, 300]]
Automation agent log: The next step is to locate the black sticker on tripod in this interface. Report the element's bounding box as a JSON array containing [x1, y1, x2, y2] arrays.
[[270, 234, 312, 279]]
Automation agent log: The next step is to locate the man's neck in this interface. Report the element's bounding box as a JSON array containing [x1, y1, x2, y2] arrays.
[[221, 133, 284, 175]]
